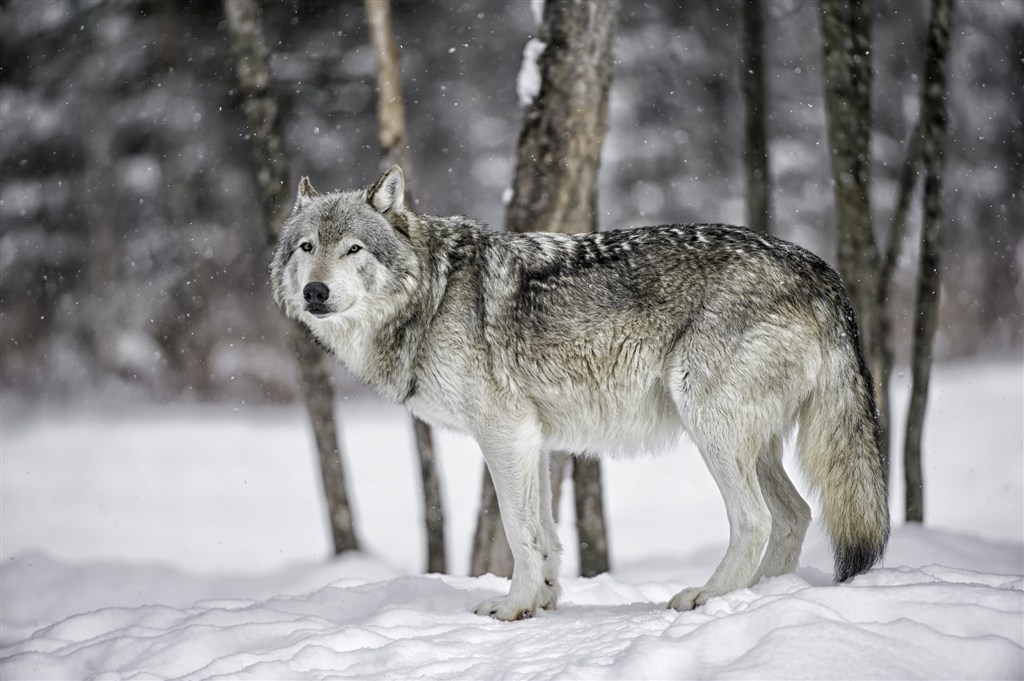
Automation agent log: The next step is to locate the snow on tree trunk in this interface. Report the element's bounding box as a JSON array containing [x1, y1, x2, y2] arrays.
[[224, 0, 359, 554], [905, 0, 954, 524], [504, 0, 618, 237], [470, 0, 618, 580], [365, 0, 447, 575]]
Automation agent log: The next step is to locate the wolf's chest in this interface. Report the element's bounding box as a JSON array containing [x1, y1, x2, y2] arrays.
[[405, 393, 471, 434], [309, 320, 379, 386]]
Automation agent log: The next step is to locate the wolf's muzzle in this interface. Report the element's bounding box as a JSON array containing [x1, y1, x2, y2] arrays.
[[303, 281, 331, 316]]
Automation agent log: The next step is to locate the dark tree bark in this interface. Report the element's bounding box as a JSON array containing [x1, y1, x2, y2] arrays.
[[224, 0, 358, 554], [904, 0, 954, 524], [470, 0, 618, 580], [819, 0, 888, 479], [876, 119, 924, 477], [741, 0, 772, 235], [222, 0, 290, 239], [820, 0, 879, 350], [365, 0, 447, 574], [411, 417, 446, 573], [469, 471, 514, 578], [293, 335, 359, 552], [548, 452, 571, 523], [503, 0, 618, 236], [573, 457, 609, 577]]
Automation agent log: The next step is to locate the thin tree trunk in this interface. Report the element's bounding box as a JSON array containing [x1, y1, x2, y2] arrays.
[[411, 417, 445, 573], [224, 0, 358, 554], [820, 0, 879, 349], [366, 0, 407, 168], [573, 457, 609, 577], [569, 458, 611, 577], [905, 0, 953, 524], [293, 334, 359, 552], [470, 469, 514, 577], [503, 0, 618, 236], [820, 0, 888, 479], [742, 0, 772, 235], [548, 452, 570, 523], [223, 0, 291, 237], [470, 0, 618, 579], [876, 118, 924, 477], [365, 0, 446, 574]]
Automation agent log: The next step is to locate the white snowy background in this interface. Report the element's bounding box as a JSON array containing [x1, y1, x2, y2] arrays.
[[2, 359, 1021, 679]]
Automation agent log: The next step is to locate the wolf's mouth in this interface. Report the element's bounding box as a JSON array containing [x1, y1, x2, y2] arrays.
[[305, 303, 333, 317]]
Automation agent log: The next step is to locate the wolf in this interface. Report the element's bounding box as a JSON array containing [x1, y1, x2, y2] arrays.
[[271, 165, 890, 621]]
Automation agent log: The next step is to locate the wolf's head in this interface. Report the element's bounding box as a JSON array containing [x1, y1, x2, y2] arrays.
[[271, 166, 419, 330]]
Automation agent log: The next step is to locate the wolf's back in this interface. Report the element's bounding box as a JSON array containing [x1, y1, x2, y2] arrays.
[[796, 271, 890, 582]]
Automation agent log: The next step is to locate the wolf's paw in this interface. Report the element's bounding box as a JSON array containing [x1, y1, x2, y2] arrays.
[[474, 595, 538, 621], [540, 577, 560, 611], [667, 586, 713, 612]]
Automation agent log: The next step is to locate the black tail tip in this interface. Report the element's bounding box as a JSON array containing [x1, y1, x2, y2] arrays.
[[834, 542, 886, 583]]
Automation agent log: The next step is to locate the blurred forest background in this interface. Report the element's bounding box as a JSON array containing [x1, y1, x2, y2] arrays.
[[1, 0, 1021, 405]]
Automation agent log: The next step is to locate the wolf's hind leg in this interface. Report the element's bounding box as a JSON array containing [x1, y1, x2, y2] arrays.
[[751, 436, 811, 583], [668, 423, 771, 611]]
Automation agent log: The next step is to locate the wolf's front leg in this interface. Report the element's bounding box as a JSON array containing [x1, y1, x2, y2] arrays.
[[473, 428, 551, 621]]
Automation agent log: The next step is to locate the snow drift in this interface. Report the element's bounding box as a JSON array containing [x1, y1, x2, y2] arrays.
[[1, 359, 1021, 679]]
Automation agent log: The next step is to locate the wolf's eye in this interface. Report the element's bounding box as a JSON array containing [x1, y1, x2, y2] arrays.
[[299, 241, 313, 253], [347, 245, 362, 255]]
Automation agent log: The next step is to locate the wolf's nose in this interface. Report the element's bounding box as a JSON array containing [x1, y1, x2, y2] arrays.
[[303, 281, 330, 304]]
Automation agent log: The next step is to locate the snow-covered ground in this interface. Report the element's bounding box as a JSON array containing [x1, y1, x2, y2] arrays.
[[2, 359, 1022, 679]]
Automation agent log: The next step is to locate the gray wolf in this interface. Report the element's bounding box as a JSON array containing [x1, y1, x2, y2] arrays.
[[271, 166, 890, 621]]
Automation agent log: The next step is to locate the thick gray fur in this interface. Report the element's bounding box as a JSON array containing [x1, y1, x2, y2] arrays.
[[271, 166, 890, 620]]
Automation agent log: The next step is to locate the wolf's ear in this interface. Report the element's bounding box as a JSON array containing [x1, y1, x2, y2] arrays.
[[368, 165, 405, 214], [294, 176, 319, 213]]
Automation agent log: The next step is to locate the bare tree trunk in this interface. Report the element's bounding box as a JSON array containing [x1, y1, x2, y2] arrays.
[[905, 0, 954, 524], [503, 0, 618, 236], [470, 0, 618, 579], [365, 0, 446, 574], [820, 0, 879, 353], [223, 0, 290, 238], [548, 452, 570, 523], [224, 0, 358, 554], [819, 0, 888, 479], [469, 470, 514, 577], [366, 0, 408, 171], [293, 334, 359, 552], [876, 119, 924, 476], [742, 0, 772, 235], [573, 457, 609, 577], [411, 417, 445, 573]]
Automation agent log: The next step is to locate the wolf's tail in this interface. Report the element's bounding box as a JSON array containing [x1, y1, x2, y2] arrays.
[[797, 289, 890, 583]]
